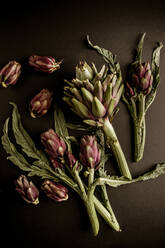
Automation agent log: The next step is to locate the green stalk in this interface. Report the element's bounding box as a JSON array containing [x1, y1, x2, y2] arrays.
[[133, 118, 146, 162], [74, 170, 99, 236], [133, 94, 146, 162], [88, 178, 120, 231], [102, 118, 132, 180]]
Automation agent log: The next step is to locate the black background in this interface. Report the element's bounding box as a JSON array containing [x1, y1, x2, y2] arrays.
[[0, 1, 165, 247]]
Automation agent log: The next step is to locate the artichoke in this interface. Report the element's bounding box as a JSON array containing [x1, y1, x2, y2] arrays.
[[30, 89, 53, 118], [0, 61, 21, 88], [41, 180, 68, 202], [15, 175, 39, 205], [64, 61, 123, 126], [79, 135, 101, 169], [29, 55, 62, 73], [63, 61, 132, 179], [41, 129, 66, 159]]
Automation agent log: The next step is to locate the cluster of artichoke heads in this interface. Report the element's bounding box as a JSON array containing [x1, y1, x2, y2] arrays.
[[41, 128, 101, 170], [63, 61, 124, 126], [0, 55, 62, 88], [15, 175, 69, 204]]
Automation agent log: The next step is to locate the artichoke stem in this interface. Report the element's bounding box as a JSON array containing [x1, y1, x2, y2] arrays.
[[133, 118, 146, 162], [84, 197, 100, 236], [102, 118, 132, 180]]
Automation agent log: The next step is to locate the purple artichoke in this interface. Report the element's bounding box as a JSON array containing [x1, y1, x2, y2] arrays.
[[79, 135, 101, 169], [30, 89, 53, 118], [29, 55, 62, 73], [132, 62, 153, 95], [41, 180, 68, 202], [15, 175, 39, 205], [41, 129, 67, 159], [0, 61, 21, 88]]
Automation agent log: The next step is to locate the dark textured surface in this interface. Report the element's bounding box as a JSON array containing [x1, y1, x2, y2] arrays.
[[0, 1, 165, 247]]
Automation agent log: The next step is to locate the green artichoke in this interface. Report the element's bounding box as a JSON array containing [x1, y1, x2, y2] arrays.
[[64, 61, 123, 127]]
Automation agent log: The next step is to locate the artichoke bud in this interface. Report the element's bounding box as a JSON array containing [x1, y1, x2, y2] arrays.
[[79, 135, 101, 169], [132, 62, 153, 95], [72, 98, 91, 118], [15, 175, 39, 205], [41, 180, 68, 202], [40, 129, 66, 159], [92, 96, 106, 118], [29, 55, 62, 73], [30, 89, 53, 118], [0, 61, 21, 88], [81, 87, 93, 107], [94, 80, 103, 102], [76, 61, 94, 81]]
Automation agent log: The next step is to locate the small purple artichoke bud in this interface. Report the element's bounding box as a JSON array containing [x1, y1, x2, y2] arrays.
[[15, 175, 39, 205], [41, 180, 68, 202], [66, 152, 77, 169], [30, 89, 53, 118], [79, 135, 101, 169], [29, 55, 62, 73], [0, 61, 21, 88], [132, 62, 153, 95], [41, 129, 67, 159], [126, 82, 135, 97]]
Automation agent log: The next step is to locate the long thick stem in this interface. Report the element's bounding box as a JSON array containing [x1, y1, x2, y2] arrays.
[[133, 94, 146, 162], [133, 118, 146, 162], [88, 179, 120, 232], [74, 170, 99, 236], [102, 118, 132, 180]]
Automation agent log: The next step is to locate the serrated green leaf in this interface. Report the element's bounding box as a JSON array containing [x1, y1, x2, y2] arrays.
[[10, 102, 50, 169], [86, 35, 120, 74], [100, 163, 165, 187], [1, 118, 32, 172], [28, 166, 59, 181]]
